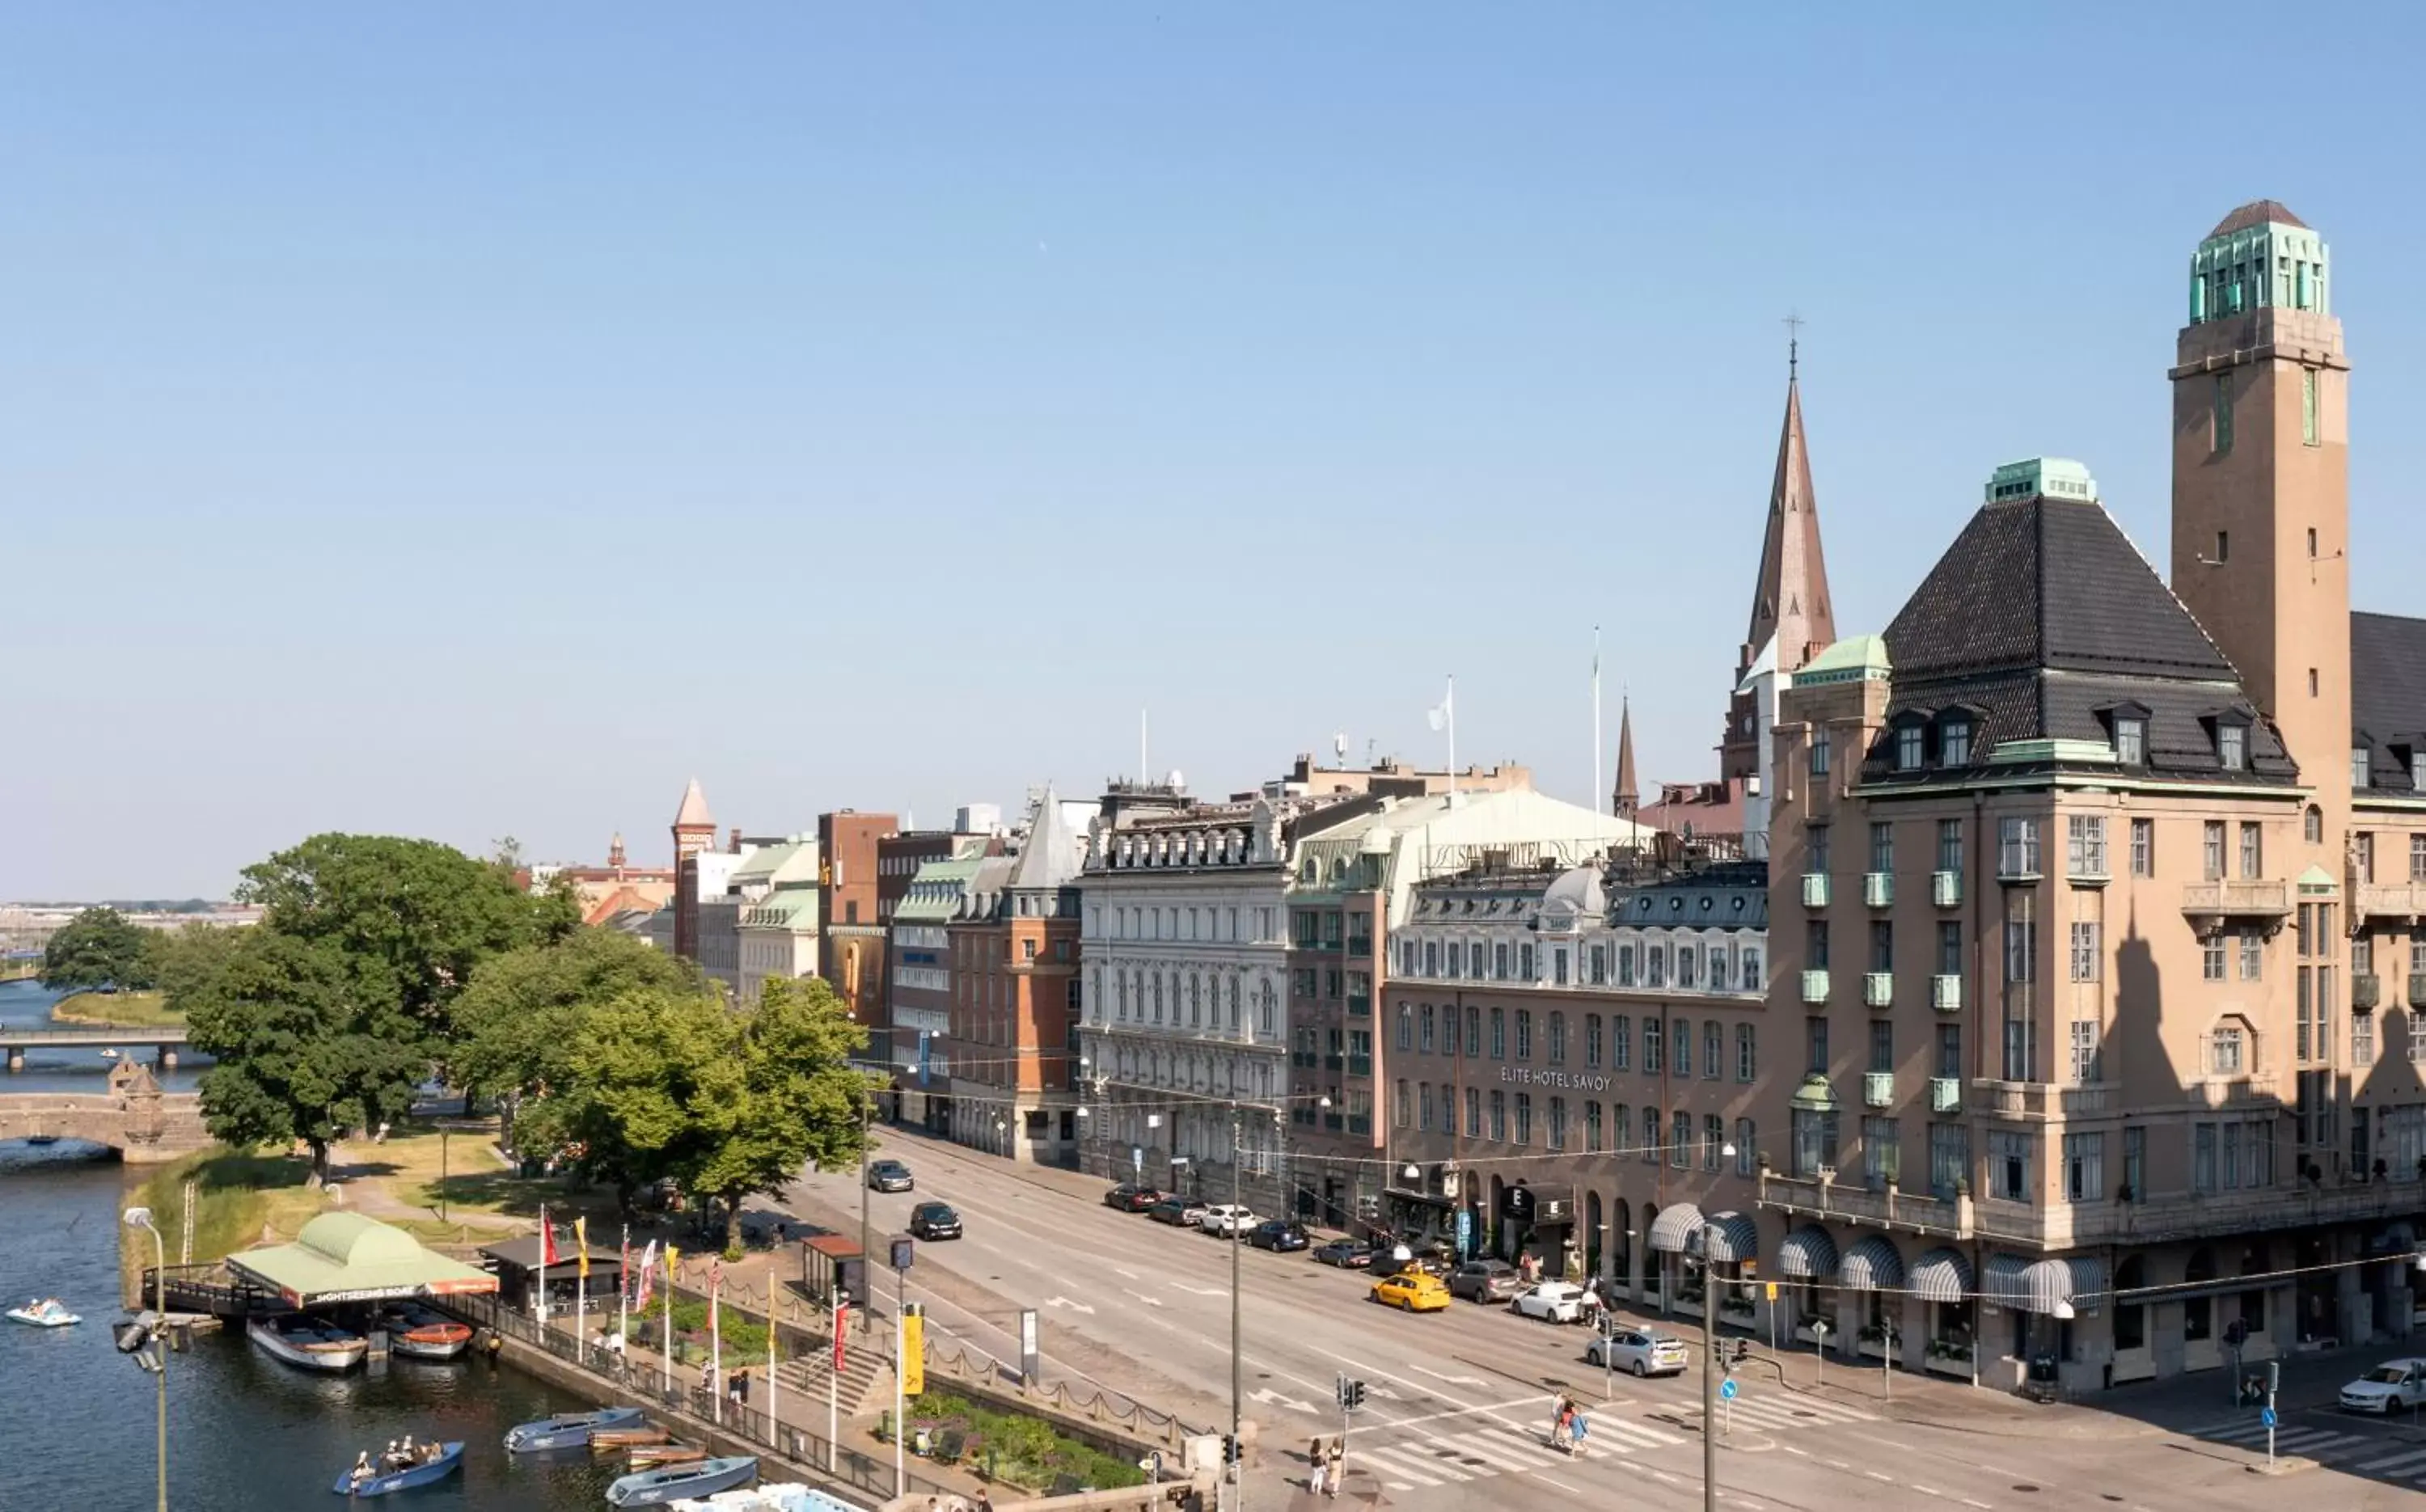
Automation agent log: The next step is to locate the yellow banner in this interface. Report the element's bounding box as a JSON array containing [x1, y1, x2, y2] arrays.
[[575, 1218, 590, 1278], [902, 1307, 925, 1397], [666, 1244, 678, 1278]]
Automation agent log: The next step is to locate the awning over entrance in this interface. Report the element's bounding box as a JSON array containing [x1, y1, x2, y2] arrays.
[[228, 1214, 499, 1309], [1385, 1187, 1454, 1210], [1838, 1234, 1904, 1291], [1696, 1210, 1760, 1265], [1984, 1254, 2107, 1316], [1647, 1204, 1705, 1254], [1777, 1225, 1838, 1279], [1909, 1247, 1973, 1304]]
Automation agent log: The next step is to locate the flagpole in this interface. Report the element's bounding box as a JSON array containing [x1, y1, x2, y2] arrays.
[[575, 1217, 587, 1353], [536, 1203, 548, 1329], [1447, 674, 1458, 805], [766, 1271, 780, 1452], [662, 1248, 675, 1397], [619, 1225, 630, 1362], [1592, 627, 1604, 815], [711, 1267, 724, 1426]]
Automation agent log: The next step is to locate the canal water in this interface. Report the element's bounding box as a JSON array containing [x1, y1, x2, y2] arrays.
[[0, 978, 624, 1509]]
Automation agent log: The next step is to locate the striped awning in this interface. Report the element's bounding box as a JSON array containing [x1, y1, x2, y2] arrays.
[[1984, 1254, 2107, 1316], [1777, 1225, 1838, 1280], [1908, 1248, 1974, 1305], [1696, 1210, 1760, 1265], [1838, 1234, 1904, 1292], [1647, 1204, 1705, 1254]]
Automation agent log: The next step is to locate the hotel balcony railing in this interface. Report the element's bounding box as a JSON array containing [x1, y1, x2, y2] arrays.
[[1862, 1071, 1895, 1109], [1320, 937, 1344, 953], [1972, 1079, 2113, 1119], [2353, 974, 2382, 1012], [1932, 870, 1963, 908], [1291, 1051, 1318, 1068], [1801, 969, 1831, 1005], [2181, 879, 2292, 931], [1324, 1053, 1346, 1071], [1322, 1113, 1346, 1132], [2354, 880, 2426, 928], [1932, 974, 1963, 1012], [1803, 873, 1831, 908], [1346, 1054, 1372, 1077], [1756, 1166, 1973, 1240], [1346, 994, 1371, 1018], [1864, 872, 1894, 908], [1863, 971, 1894, 1008], [1346, 1113, 1372, 1135], [1929, 1076, 1963, 1113], [2413, 972, 2426, 1007], [1978, 1177, 2425, 1249]]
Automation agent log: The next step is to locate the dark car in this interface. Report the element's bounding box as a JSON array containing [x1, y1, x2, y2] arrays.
[[1104, 1184, 1164, 1213], [1312, 1239, 1375, 1269], [1247, 1220, 1310, 1252], [1448, 1259, 1522, 1303], [1147, 1197, 1209, 1227], [907, 1202, 962, 1240], [868, 1159, 915, 1193]]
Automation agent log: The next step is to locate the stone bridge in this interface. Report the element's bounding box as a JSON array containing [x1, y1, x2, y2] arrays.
[[0, 1062, 208, 1162]]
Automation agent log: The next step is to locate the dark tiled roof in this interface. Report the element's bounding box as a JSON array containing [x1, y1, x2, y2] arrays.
[[2208, 200, 2307, 237], [2352, 611, 2426, 796], [1866, 493, 2295, 787]]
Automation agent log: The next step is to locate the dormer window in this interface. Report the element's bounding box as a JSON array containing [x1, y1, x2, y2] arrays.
[[1940, 718, 1972, 767], [2115, 717, 2145, 766], [1895, 725, 1924, 772], [2353, 746, 2373, 789], [2217, 724, 2246, 772], [2412, 750, 2426, 792]]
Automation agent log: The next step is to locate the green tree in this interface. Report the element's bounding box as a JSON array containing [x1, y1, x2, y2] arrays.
[[40, 906, 158, 992], [180, 931, 428, 1185], [150, 923, 241, 1004]]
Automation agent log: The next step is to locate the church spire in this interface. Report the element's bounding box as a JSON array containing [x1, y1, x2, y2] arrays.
[[1723, 338, 1836, 782], [1612, 695, 1639, 820]]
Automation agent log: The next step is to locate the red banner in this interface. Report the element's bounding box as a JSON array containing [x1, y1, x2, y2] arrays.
[[833, 1301, 849, 1371]]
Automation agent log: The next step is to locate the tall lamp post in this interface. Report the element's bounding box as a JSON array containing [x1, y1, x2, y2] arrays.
[[1696, 1141, 1738, 1512], [121, 1206, 168, 1512]]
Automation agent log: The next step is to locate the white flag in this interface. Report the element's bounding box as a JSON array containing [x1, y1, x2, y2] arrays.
[[1426, 683, 1453, 733]]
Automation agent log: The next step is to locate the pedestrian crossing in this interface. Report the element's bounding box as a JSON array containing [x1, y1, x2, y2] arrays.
[[1681, 1391, 1879, 1435], [1352, 1417, 1685, 1489], [2190, 1417, 2426, 1479]]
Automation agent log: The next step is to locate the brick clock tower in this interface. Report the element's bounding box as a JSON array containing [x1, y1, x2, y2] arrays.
[[2169, 201, 2352, 846], [670, 777, 717, 961]]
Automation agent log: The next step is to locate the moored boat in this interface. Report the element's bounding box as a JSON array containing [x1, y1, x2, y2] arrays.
[[374, 1303, 473, 1361], [4, 1299, 80, 1328], [249, 1314, 370, 1373], [503, 1404, 646, 1452], [626, 1444, 706, 1468], [331, 1441, 463, 1497], [23, 1134, 58, 1146], [605, 1454, 757, 1506], [590, 1426, 672, 1451]]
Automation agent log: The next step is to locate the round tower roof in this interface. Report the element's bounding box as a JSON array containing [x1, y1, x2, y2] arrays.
[[2208, 200, 2306, 238]]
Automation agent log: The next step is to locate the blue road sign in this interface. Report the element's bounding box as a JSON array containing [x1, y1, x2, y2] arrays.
[[1455, 1209, 1473, 1259], [1720, 1379, 1739, 1401], [2260, 1406, 2277, 1428]]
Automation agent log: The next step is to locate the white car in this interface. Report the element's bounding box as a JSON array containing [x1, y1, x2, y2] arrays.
[[2340, 1358, 2426, 1413], [1588, 1328, 1691, 1378], [1510, 1281, 1590, 1323], [1200, 1205, 1261, 1238]]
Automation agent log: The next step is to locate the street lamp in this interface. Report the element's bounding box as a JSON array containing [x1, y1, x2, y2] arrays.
[[120, 1206, 167, 1512], [1696, 1142, 1736, 1512]]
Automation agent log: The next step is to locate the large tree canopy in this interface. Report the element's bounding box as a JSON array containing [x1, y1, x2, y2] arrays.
[[40, 906, 157, 993]]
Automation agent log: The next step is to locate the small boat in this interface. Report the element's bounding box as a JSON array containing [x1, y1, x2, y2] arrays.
[[604, 1454, 758, 1506], [590, 1425, 672, 1451], [503, 1404, 646, 1452], [99, 1048, 119, 1059], [23, 1134, 58, 1146], [4, 1299, 80, 1328], [331, 1441, 463, 1497], [625, 1444, 705, 1468], [374, 1303, 473, 1361], [249, 1314, 370, 1373]]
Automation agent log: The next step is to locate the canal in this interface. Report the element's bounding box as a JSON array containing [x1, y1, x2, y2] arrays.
[[0, 978, 625, 1509]]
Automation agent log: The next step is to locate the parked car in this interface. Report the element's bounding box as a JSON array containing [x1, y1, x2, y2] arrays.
[[1200, 1204, 1260, 1238], [1247, 1221, 1310, 1252], [1148, 1197, 1210, 1227], [867, 1159, 915, 1193], [1588, 1327, 1690, 1378], [1312, 1240, 1375, 1269], [1369, 1272, 1452, 1313], [1510, 1281, 1590, 1323], [1447, 1259, 1523, 1303], [1103, 1184, 1164, 1213], [907, 1202, 962, 1240], [2341, 1358, 2426, 1413]]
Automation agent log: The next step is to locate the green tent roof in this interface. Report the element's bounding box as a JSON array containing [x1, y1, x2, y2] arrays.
[[227, 1213, 498, 1307]]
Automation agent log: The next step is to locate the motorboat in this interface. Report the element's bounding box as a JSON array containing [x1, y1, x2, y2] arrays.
[[332, 1441, 463, 1497], [99, 1048, 120, 1059], [604, 1454, 758, 1506], [503, 1404, 646, 1452], [374, 1303, 473, 1361], [666, 1488, 857, 1512], [4, 1299, 80, 1328], [248, 1314, 370, 1373]]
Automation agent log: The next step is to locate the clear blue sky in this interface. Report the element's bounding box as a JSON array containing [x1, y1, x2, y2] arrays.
[[9, 6, 2424, 898]]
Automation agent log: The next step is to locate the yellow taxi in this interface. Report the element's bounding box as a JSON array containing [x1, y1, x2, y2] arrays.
[[1368, 1271, 1452, 1312]]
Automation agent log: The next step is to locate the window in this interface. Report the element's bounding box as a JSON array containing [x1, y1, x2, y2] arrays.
[[1989, 1130, 2033, 1202], [1465, 1086, 1481, 1137], [1610, 1014, 1631, 1071], [1671, 1110, 1691, 1168], [2069, 1019, 2101, 1083], [1791, 1105, 1838, 1178], [1999, 817, 2040, 876], [2203, 934, 2226, 981], [2067, 816, 2107, 878], [2213, 371, 2234, 454], [1862, 1117, 1900, 1190], [2219, 724, 2246, 772], [2215, 529, 2231, 564], [2355, 747, 2373, 789], [1587, 944, 1605, 985], [1704, 1021, 1722, 1080], [1583, 1100, 1601, 1151], [1937, 1023, 1962, 1079], [2208, 1024, 2246, 1075], [1938, 921, 1963, 977], [2003, 890, 2036, 985], [1490, 1007, 1506, 1060], [1671, 1020, 1690, 1078], [1644, 1018, 1663, 1075], [1809, 824, 1832, 875], [1489, 1090, 1507, 1142], [1710, 948, 1731, 992], [2302, 365, 2319, 446], [1446, 942, 1463, 978], [2069, 921, 2102, 982], [1870, 821, 1894, 875], [1514, 1093, 1532, 1146], [1418, 1083, 1433, 1130], [1552, 948, 1570, 986], [1465, 1005, 1481, 1057], [1929, 1123, 1968, 1201], [1423, 940, 1440, 977], [2194, 1122, 2218, 1193], [1735, 1024, 1756, 1082], [1942, 719, 1972, 767], [1868, 1018, 1895, 1074], [2122, 1125, 2145, 1199], [1642, 1107, 1661, 1164], [1419, 1003, 1435, 1054], [1810, 730, 1831, 777], [1807, 919, 1830, 970], [1514, 1009, 1532, 1061], [2356, 1012, 2376, 1067], [1704, 1113, 1725, 1171], [1396, 1079, 1410, 1128], [2238, 822, 2263, 880], [1896, 724, 1924, 771], [1547, 1095, 1566, 1150], [1519, 943, 1535, 979], [1494, 942, 1510, 980], [2238, 927, 2263, 982], [1549, 1012, 1567, 1065], [1937, 818, 1963, 875], [1645, 944, 1667, 987], [1396, 1004, 1413, 1050], [2306, 805, 2324, 844], [2064, 1133, 2105, 1203], [1735, 1121, 1756, 1176], [2115, 717, 2145, 765], [2203, 821, 2226, 881], [1743, 949, 1763, 991], [1617, 944, 1637, 986], [1806, 1016, 1828, 1075], [2357, 833, 2377, 884], [2130, 817, 2153, 876], [1676, 947, 1696, 989]]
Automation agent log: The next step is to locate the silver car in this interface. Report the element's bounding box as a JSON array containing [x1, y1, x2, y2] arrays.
[[1587, 1327, 1690, 1377]]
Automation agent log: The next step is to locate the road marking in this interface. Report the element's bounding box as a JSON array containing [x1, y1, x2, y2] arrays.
[[1121, 1290, 1164, 1307], [1171, 1282, 1227, 1297], [1042, 1296, 1095, 1314], [1781, 1445, 1811, 1456], [1364, 1396, 1553, 1431], [1409, 1363, 1492, 1387], [2359, 1447, 2426, 1474], [1863, 1470, 1894, 1482], [1910, 1486, 1943, 1497], [1355, 1447, 1446, 1487], [1249, 1387, 1316, 1415], [1113, 1267, 1138, 1279], [1959, 1501, 1992, 1510], [1535, 1474, 1585, 1493]]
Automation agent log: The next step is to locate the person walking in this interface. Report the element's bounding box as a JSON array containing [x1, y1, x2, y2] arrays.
[[1567, 1404, 1589, 1459], [1307, 1437, 1327, 1497], [1324, 1437, 1342, 1497], [1548, 1394, 1574, 1451]]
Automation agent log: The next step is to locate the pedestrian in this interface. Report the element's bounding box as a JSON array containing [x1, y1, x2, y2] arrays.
[[974, 1490, 992, 1512], [1548, 1394, 1572, 1451], [1568, 1404, 1589, 1458], [731, 1366, 750, 1405], [1307, 1437, 1327, 1497], [1325, 1437, 1342, 1497]]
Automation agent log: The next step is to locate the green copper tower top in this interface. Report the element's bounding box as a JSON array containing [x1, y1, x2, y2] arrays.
[[2189, 200, 2327, 324]]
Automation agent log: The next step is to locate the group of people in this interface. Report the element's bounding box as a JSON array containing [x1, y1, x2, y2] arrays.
[[347, 1438, 445, 1484], [1549, 1394, 1591, 1455], [1305, 1435, 1344, 1497]]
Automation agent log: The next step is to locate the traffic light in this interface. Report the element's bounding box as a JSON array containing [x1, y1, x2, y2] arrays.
[[1223, 1434, 1240, 1466], [1337, 1376, 1367, 1412], [1732, 1339, 1751, 1367]]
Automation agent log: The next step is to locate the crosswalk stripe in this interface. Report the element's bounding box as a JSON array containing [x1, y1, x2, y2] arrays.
[[2357, 1448, 2426, 1474], [2202, 1423, 2272, 1443], [1355, 1447, 1449, 1486], [1439, 1431, 1557, 1472], [2273, 1429, 2352, 1451]]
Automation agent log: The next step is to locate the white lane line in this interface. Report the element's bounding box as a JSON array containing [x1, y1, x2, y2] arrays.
[[1911, 1487, 1943, 1497], [1355, 1447, 1448, 1486], [1535, 1474, 1586, 1494], [1781, 1444, 1811, 1457], [1822, 1458, 1854, 1470], [1863, 1469, 1895, 1483], [1367, 1395, 1556, 1431], [1959, 1500, 1993, 1510], [1445, 1430, 1561, 1473], [2360, 1448, 2426, 1473]]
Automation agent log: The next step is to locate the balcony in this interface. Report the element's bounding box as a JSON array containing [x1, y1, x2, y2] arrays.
[[1932, 871, 1963, 908], [2414, 972, 2426, 1007], [1756, 1167, 1973, 1240], [1290, 1051, 1317, 1068], [2180, 879, 2292, 934], [1929, 1076, 1963, 1113], [2353, 974, 2382, 1012], [1862, 1071, 1895, 1109], [1863, 971, 1894, 1008], [1322, 1113, 1346, 1133], [1346, 1113, 1372, 1136], [1864, 872, 1895, 908], [1801, 969, 1831, 1005], [1982, 1176, 2426, 1249], [1346, 1054, 1372, 1077], [1972, 1079, 2112, 1119], [1932, 974, 1963, 1012], [1803, 873, 1832, 908], [1346, 935, 1373, 958], [1346, 994, 1371, 1018], [2354, 881, 2426, 928], [1324, 1053, 1346, 1071]]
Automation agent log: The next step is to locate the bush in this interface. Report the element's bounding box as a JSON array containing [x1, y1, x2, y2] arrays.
[[660, 1296, 779, 1364], [907, 1387, 1145, 1492]]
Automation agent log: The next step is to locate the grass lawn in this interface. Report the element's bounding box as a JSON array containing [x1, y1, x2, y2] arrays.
[[360, 1117, 619, 1229], [50, 989, 182, 1027], [124, 1147, 330, 1294]]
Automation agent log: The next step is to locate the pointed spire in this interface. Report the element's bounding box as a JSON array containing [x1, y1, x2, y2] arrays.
[[607, 831, 627, 868], [1612, 697, 1640, 820], [673, 777, 716, 830], [1741, 353, 1835, 678]]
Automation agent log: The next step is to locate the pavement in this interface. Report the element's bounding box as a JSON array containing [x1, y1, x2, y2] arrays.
[[776, 1123, 2426, 1512]]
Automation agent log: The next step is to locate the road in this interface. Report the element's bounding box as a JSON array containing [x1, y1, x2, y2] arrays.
[[786, 1130, 2426, 1512]]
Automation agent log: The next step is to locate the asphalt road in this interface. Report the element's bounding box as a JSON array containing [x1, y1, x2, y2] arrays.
[[785, 1131, 2426, 1512]]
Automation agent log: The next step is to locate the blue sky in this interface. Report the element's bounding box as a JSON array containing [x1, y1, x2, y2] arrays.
[[8, 6, 2424, 897]]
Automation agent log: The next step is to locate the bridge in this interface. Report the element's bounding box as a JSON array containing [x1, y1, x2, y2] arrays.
[[0, 1062, 209, 1162], [1, 1023, 189, 1072]]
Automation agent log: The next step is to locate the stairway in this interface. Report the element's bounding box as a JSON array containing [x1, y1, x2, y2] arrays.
[[776, 1330, 892, 1421]]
